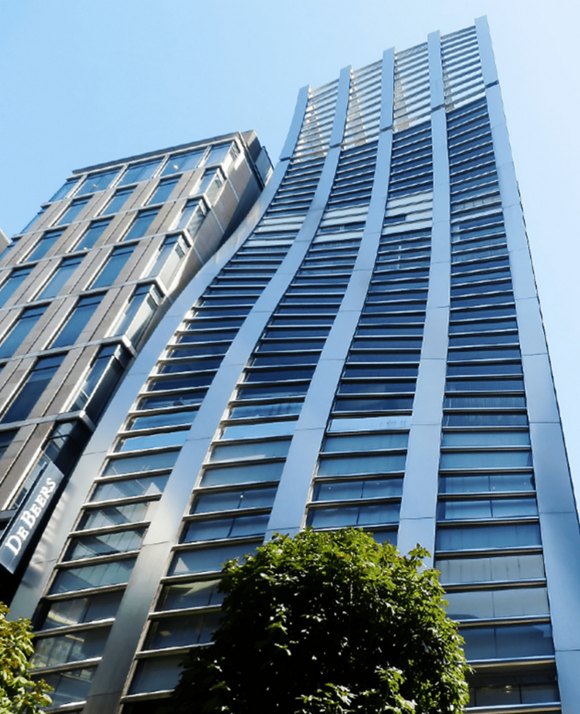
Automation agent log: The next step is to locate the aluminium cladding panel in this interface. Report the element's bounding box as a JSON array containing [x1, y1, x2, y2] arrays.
[[476, 16, 580, 712], [267, 51, 395, 538], [396, 31, 450, 560], [9, 158, 297, 625], [78, 71, 351, 714]]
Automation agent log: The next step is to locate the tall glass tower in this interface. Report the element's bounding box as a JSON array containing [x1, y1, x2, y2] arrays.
[[12, 18, 580, 714]]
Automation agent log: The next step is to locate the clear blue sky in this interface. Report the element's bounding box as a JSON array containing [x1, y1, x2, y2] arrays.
[[1, 0, 579, 500]]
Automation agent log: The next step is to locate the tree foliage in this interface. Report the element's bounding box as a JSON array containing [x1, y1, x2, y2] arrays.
[[0, 602, 52, 713], [172, 529, 469, 713]]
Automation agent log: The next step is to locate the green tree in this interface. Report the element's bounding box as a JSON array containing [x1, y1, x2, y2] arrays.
[[172, 529, 469, 713], [0, 603, 52, 713]]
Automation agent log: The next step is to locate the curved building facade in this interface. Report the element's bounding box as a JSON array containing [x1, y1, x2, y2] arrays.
[[12, 18, 580, 713]]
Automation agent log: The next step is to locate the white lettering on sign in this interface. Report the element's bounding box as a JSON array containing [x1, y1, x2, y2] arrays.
[[3, 477, 57, 557]]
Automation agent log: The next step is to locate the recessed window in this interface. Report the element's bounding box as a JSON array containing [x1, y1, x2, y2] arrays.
[[0, 266, 33, 306], [51, 294, 103, 348], [75, 218, 112, 251], [27, 229, 65, 262], [118, 159, 162, 186], [101, 187, 133, 216], [0, 305, 46, 359], [49, 178, 80, 202], [161, 149, 205, 176], [205, 142, 233, 166], [174, 199, 207, 233], [123, 209, 159, 241], [147, 177, 179, 206], [112, 284, 161, 344], [91, 245, 134, 288], [1, 354, 64, 423], [57, 197, 91, 226], [76, 169, 120, 196], [38, 255, 83, 299]]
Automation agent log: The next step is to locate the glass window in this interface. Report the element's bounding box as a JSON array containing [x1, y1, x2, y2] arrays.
[[318, 453, 406, 476], [103, 450, 179, 476], [129, 656, 183, 695], [38, 256, 83, 299], [439, 450, 533, 469], [201, 461, 284, 487], [91, 475, 168, 503], [119, 159, 161, 186], [210, 439, 290, 463], [169, 542, 255, 576], [435, 523, 541, 552], [443, 413, 528, 427], [66, 529, 146, 560], [205, 142, 233, 166], [0, 430, 16, 459], [436, 553, 545, 585], [158, 579, 222, 611], [1, 354, 64, 423], [161, 149, 205, 176], [75, 219, 112, 250], [101, 187, 133, 216], [123, 209, 159, 241], [182, 513, 269, 542], [79, 502, 156, 531], [69, 344, 128, 418], [112, 284, 161, 344], [57, 197, 91, 225], [147, 177, 179, 205], [116, 430, 188, 453], [32, 626, 111, 668], [76, 169, 120, 196], [469, 667, 559, 707], [41, 591, 123, 630], [51, 294, 103, 348], [146, 234, 187, 284], [42, 667, 96, 708], [91, 245, 134, 288], [50, 558, 136, 593], [446, 586, 549, 620], [461, 623, 553, 660], [191, 486, 277, 514], [441, 431, 530, 447], [322, 432, 408, 452], [439, 472, 534, 494], [27, 229, 65, 262], [174, 198, 207, 233], [313, 477, 403, 502], [128, 408, 196, 431], [49, 178, 80, 202], [438, 497, 537, 521], [220, 420, 296, 440], [0, 266, 32, 306], [0, 305, 46, 359], [227, 400, 303, 420], [198, 169, 225, 202], [145, 612, 221, 649], [308, 502, 400, 528]]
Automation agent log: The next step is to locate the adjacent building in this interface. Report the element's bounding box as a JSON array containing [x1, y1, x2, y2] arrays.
[[0, 132, 271, 596], [8, 17, 580, 714]]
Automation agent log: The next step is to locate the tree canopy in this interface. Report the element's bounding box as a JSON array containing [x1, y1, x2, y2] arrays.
[[172, 528, 469, 713], [0, 602, 52, 714]]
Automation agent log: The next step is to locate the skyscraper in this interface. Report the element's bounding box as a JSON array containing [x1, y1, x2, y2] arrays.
[[10, 17, 580, 714], [0, 132, 271, 595]]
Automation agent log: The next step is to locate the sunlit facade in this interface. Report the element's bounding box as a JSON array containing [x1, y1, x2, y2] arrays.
[[0, 132, 270, 597], [11, 18, 580, 714]]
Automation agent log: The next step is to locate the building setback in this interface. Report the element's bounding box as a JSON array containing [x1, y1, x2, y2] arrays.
[[10, 17, 580, 714], [0, 132, 271, 596]]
